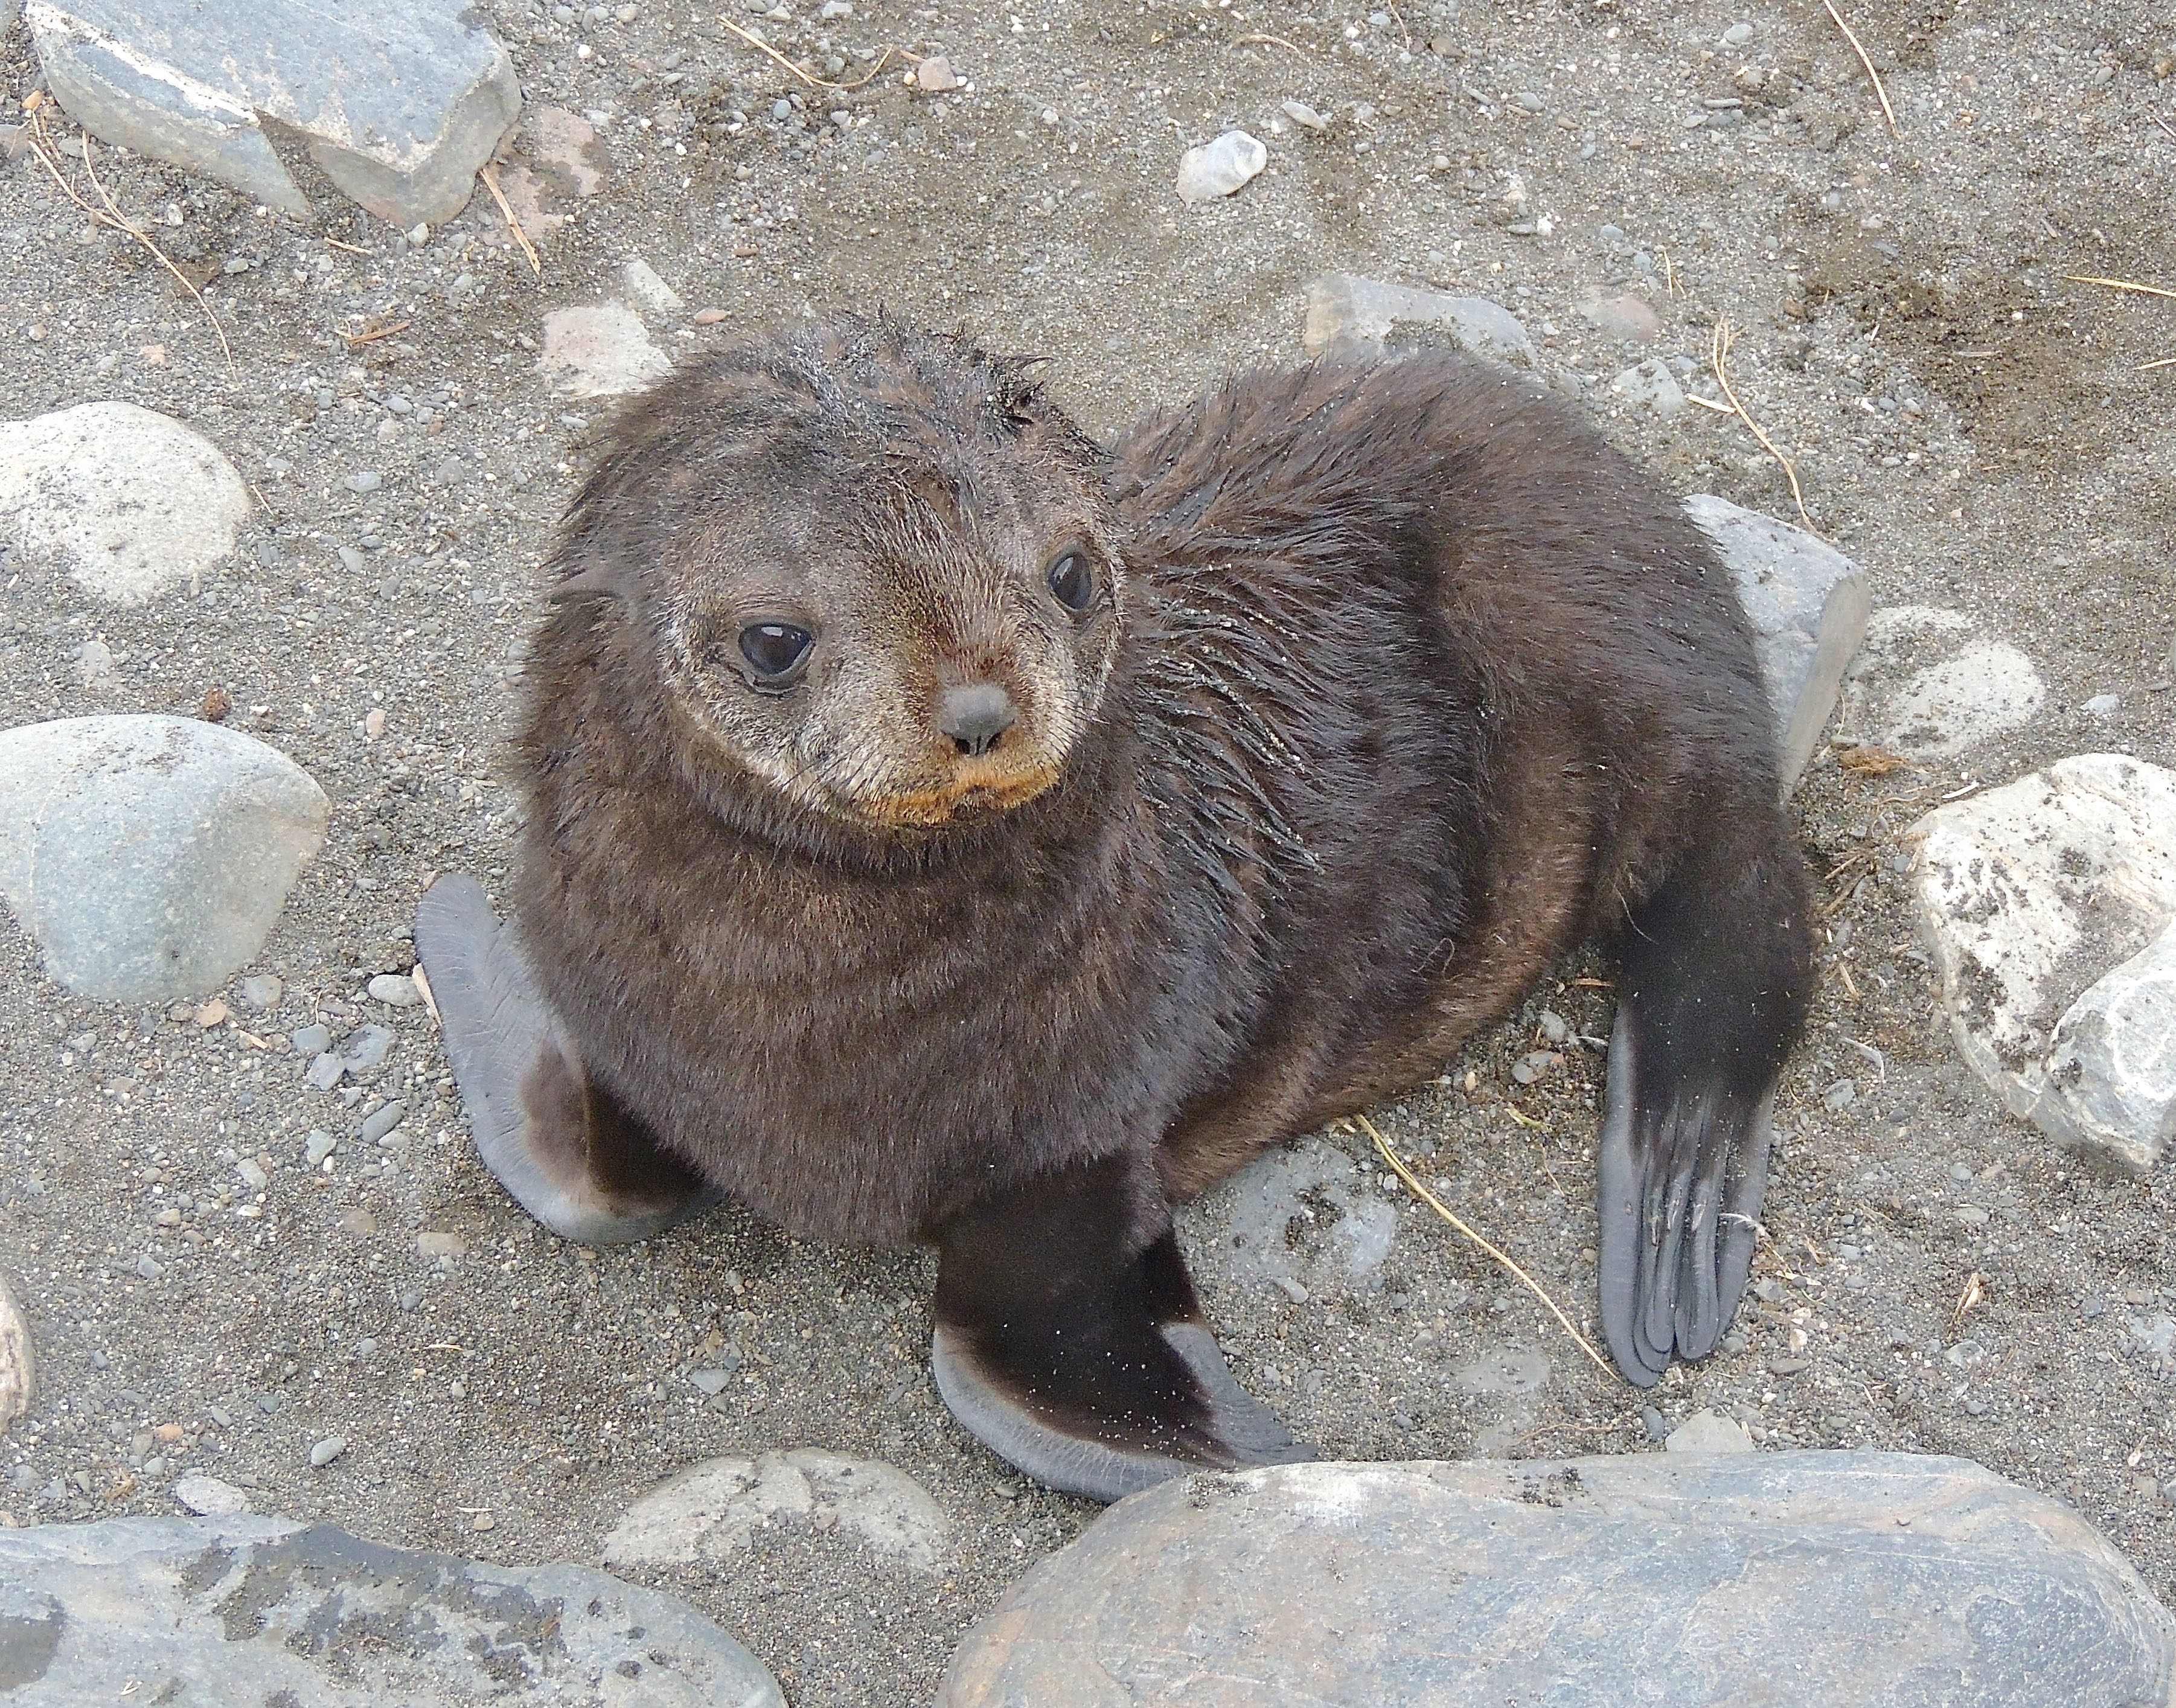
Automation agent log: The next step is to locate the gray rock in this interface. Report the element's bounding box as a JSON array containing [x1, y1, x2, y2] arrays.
[[367, 971, 420, 1007], [1174, 129, 1267, 202], [2040, 920, 2176, 1172], [606, 1450, 949, 1573], [306, 1051, 344, 1090], [1279, 97, 1329, 130], [539, 302, 671, 398], [1577, 289, 1663, 342], [25, 0, 522, 226], [290, 1023, 331, 1057], [0, 403, 248, 605], [358, 1101, 406, 1145], [0, 717, 329, 1003], [621, 255, 682, 314], [237, 973, 283, 1011], [170, 1472, 250, 1516], [1912, 755, 2176, 1174], [1302, 275, 1532, 364], [307, 1435, 347, 1467], [0, 1515, 783, 1705], [304, 1129, 337, 1165], [1688, 496, 1870, 788], [1215, 1136, 1398, 1297], [341, 1023, 395, 1074], [1663, 1409, 1753, 1453], [1836, 606, 2046, 760], [940, 1454, 2176, 1706], [1610, 356, 1687, 415]]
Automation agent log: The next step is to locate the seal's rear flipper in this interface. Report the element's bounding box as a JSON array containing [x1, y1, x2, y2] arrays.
[[1596, 817, 1811, 1387], [414, 875, 721, 1246], [930, 1156, 1313, 1502]]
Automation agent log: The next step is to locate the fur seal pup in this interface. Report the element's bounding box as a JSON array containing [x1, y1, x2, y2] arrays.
[[414, 317, 1811, 1501]]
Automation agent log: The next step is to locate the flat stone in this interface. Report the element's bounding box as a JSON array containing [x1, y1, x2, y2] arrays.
[[0, 1515, 782, 1705], [1686, 494, 1870, 787], [621, 255, 682, 314], [415, 1230, 467, 1260], [605, 1450, 948, 1573], [1663, 1408, 1753, 1453], [939, 1454, 2176, 1706], [357, 1101, 406, 1145], [1837, 605, 2046, 760], [341, 1023, 395, 1074], [1302, 274, 1532, 364], [1610, 355, 1688, 415], [0, 716, 329, 1003], [0, 403, 248, 605], [170, 1472, 251, 1516], [1214, 1135, 1398, 1297], [539, 302, 671, 398], [237, 973, 283, 1011], [0, 1274, 34, 1438], [912, 54, 961, 92], [25, 0, 522, 226], [523, 105, 607, 196], [367, 971, 420, 1007], [1577, 289, 1663, 341], [1175, 129, 1267, 202], [1910, 754, 2176, 1174], [2042, 921, 2176, 1171]]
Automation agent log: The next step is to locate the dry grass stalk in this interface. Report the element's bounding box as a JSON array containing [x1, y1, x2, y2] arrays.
[[479, 162, 540, 276], [2142, 356, 2176, 373], [21, 94, 234, 369], [2064, 273, 2176, 302], [1951, 1268, 1986, 1329], [1235, 31, 1306, 54], [1352, 1113, 1614, 1377], [1822, 0, 1899, 136], [325, 235, 372, 256], [1710, 320, 1816, 530], [717, 17, 899, 92], [1685, 393, 1736, 414], [341, 319, 412, 348]]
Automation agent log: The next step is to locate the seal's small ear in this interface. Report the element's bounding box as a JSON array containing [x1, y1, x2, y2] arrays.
[[547, 566, 632, 604]]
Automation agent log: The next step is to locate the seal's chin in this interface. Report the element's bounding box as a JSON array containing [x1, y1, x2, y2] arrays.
[[839, 760, 1063, 830]]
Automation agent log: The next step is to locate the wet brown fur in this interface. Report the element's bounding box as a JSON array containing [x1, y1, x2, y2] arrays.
[[513, 318, 1791, 1248]]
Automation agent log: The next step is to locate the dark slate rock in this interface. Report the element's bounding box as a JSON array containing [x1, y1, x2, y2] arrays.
[[26, 1, 520, 226], [941, 1453, 2176, 1707], [0, 1515, 784, 1705]]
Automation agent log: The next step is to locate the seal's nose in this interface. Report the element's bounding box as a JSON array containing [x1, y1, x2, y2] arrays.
[[938, 683, 1017, 757]]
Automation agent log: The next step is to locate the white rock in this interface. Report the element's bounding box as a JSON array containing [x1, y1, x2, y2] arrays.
[[2084, 693, 2122, 718], [1301, 274, 1532, 364], [0, 1275, 33, 1438], [170, 1472, 251, 1516], [0, 715, 330, 1003], [1910, 754, 2176, 1173], [1175, 129, 1267, 202], [1687, 496, 1869, 788], [25, 0, 522, 226], [1665, 1409, 1754, 1454], [912, 55, 960, 92], [1838, 605, 2046, 760], [1279, 98, 1329, 130], [1215, 1136, 1398, 1296], [539, 301, 671, 398], [368, 971, 421, 1007], [0, 402, 248, 605], [2041, 921, 2176, 1172], [604, 1450, 948, 1572], [620, 255, 682, 315], [1610, 356, 1687, 416]]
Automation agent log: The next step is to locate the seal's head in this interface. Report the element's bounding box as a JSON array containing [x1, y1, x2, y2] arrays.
[[552, 318, 1126, 834]]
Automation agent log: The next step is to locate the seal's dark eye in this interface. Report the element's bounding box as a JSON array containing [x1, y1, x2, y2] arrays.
[[737, 622, 813, 685], [1047, 549, 1095, 614]]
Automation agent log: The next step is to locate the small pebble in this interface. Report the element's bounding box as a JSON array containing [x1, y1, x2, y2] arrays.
[[1280, 98, 1329, 131], [368, 973, 420, 1007], [1175, 130, 1268, 203], [2082, 693, 2121, 717], [194, 999, 229, 1028], [1822, 1078, 1857, 1111], [914, 56, 961, 92], [416, 1230, 468, 1260], [306, 1130, 337, 1165], [292, 1023, 331, 1056], [307, 1052, 344, 1092], [343, 472, 382, 494], [358, 1102, 406, 1145], [342, 1025, 395, 1073], [238, 974, 283, 1011], [1273, 1275, 1310, 1304], [309, 1436, 348, 1468], [472, 1513, 497, 1532], [1639, 1404, 1668, 1441], [236, 1159, 268, 1191]]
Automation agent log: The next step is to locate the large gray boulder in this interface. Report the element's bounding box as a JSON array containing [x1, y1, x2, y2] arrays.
[[1912, 753, 2176, 1173], [0, 403, 248, 606], [1686, 494, 1870, 788], [0, 716, 328, 1003], [941, 1453, 2176, 1707], [24, 0, 520, 226], [0, 1516, 784, 1706]]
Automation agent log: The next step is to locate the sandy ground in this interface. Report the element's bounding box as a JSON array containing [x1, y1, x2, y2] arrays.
[[0, 1, 2171, 1701]]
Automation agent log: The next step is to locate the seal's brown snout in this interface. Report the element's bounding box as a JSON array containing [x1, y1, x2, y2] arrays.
[[938, 682, 1017, 756]]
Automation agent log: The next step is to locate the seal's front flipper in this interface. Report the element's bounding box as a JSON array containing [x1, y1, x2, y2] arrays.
[[414, 875, 720, 1246], [1596, 817, 1811, 1387], [930, 1156, 1313, 1502]]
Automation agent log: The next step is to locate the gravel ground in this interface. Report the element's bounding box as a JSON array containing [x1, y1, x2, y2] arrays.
[[1, 1, 2171, 1703]]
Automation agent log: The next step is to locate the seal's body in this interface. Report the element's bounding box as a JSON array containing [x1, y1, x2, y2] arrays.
[[417, 321, 1811, 1500]]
